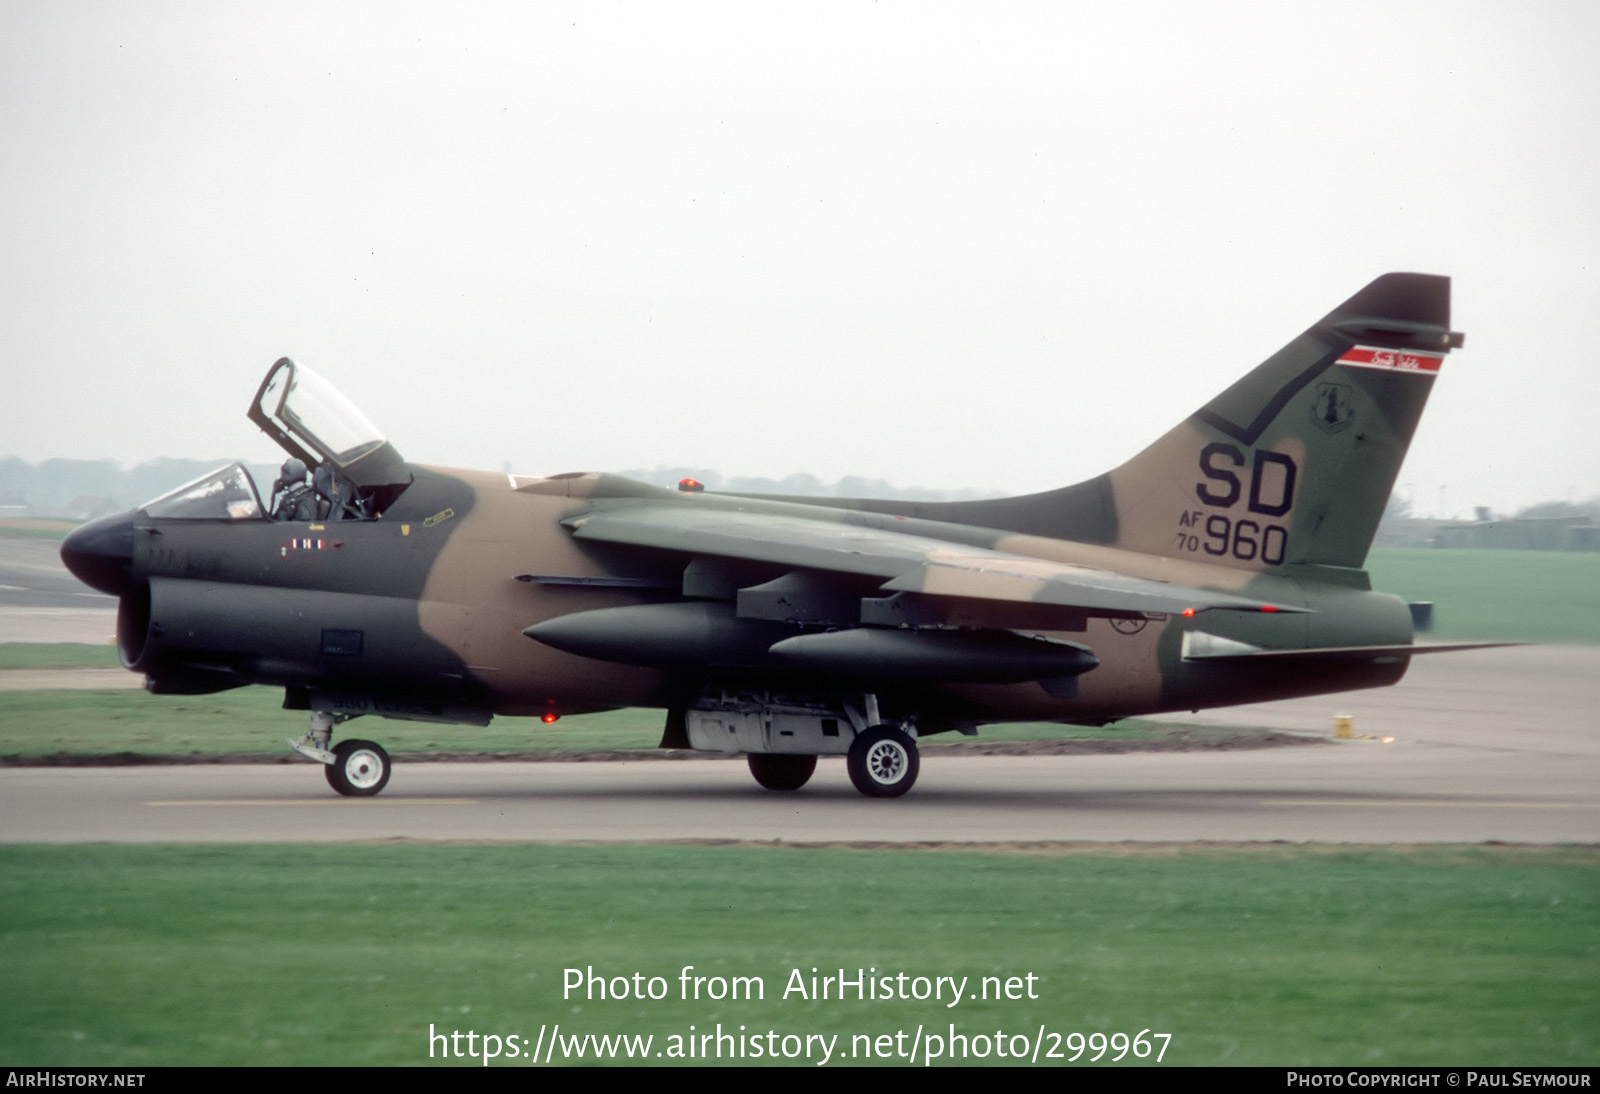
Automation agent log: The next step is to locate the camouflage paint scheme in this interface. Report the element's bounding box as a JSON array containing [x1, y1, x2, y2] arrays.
[[60, 273, 1483, 797]]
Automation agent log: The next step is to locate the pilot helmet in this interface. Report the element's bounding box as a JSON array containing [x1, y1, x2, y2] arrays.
[[277, 457, 308, 487]]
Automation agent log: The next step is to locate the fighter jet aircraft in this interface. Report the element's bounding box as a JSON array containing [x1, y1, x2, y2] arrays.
[[60, 272, 1489, 798]]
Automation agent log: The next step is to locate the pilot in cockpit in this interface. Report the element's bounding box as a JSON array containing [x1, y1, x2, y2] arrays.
[[313, 461, 371, 521], [254, 360, 403, 523], [270, 458, 317, 521], [270, 457, 373, 522]]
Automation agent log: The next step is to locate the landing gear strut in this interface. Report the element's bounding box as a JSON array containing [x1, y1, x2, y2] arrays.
[[286, 710, 341, 764]]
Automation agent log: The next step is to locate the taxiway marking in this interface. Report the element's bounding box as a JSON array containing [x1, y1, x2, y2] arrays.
[[1256, 799, 1576, 808], [144, 798, 478, 807]]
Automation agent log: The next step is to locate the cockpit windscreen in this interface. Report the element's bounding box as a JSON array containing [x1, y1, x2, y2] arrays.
[[142, 463, 263, 521]]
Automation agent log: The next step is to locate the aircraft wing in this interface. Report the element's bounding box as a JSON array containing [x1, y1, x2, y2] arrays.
[[562, 505, 1300, 618]]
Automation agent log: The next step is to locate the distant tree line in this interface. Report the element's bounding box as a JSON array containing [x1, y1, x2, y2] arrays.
[[618, 467, 1000, 503], [0, 457, 278, 519], [4, 456, 1587, 530], [0, 457, 1000, 519]]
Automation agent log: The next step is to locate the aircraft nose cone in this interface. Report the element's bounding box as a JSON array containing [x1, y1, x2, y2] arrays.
[[60, 511, 136, 598]]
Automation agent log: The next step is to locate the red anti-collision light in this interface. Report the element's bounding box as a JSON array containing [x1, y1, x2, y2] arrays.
[[541, 711, 559, 724]]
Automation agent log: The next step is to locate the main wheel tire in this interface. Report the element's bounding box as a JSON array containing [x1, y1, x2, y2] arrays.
[[747, 753, 817, 791], [325, 739, 392, 797], [846, 726, 919, 798]]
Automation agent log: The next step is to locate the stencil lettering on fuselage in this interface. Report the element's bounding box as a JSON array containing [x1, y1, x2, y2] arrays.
[[1173, 443, 1297, 566]]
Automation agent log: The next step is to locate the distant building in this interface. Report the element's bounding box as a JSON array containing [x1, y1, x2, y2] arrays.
[[1372, 517, 1448, 549], [1433, 515, 1599, 551], [53, 495, 120, 522]]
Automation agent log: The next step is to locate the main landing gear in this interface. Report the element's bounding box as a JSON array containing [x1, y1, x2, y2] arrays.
[[747, 753, 817, 791], [708, 691, 922, 798], [745, 725, 920, 797], [287, 711, 393, 797], [846, 725, 919, 798], [683, 689, 924, 798]]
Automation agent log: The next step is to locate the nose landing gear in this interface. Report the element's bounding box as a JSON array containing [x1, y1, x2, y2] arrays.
[[287, 711, 393, 797], [325, 739, 392, 796]]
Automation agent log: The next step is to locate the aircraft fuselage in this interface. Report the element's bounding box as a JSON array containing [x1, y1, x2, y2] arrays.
[[80, 462, 1413, 733]]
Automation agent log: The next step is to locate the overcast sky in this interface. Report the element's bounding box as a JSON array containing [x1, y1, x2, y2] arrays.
[[2, 1, 1596, 517]]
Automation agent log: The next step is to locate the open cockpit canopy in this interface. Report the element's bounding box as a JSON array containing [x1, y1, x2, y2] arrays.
[[248, 358, 410, 491]]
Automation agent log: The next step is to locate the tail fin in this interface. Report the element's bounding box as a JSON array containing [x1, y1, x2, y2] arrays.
[[896, 273, 1462, 573], [1102, 272, 1462, 571]]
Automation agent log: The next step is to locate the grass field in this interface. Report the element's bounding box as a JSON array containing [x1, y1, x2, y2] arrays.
[[0, 683, 1245, 760], [0, 643, 121, 669], [0, 519, 76, 539], [0, 843, 1593, 1068], [1366, 548, 1600, 644]]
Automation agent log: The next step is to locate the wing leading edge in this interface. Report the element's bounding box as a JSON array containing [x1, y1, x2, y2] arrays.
[[561, 504, 1303, 620]]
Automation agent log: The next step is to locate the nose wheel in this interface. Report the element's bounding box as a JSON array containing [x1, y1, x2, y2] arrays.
[[325, 739, 392, 797]]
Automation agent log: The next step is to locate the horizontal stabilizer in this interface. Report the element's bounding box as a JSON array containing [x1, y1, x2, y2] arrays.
[[1182, 636, 1521, 663]]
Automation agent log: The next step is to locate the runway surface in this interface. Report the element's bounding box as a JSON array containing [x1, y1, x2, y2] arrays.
[[0, 531, 119, 643], [2, 645, 1595, 845]]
